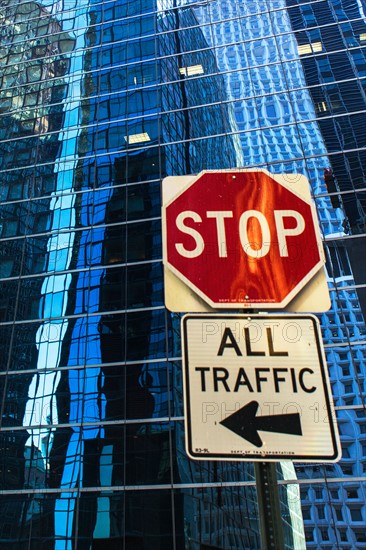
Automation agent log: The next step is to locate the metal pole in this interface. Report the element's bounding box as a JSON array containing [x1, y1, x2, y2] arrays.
[[254, 461, 285, 550], [241, 311, 285, 549]]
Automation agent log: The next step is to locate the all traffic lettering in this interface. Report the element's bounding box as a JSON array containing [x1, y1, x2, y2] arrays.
[[180, 313, 341, 462], [175, 209, 305, 259], [217, 327, 288, 357], [195, 366, 316, 394]]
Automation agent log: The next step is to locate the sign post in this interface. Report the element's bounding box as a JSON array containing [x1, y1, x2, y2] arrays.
[[161, 169, 339, 549], [255, 461, 285, 550], [181, 313, 341, 550]]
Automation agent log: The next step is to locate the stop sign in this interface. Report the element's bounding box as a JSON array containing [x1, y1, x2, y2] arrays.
[[162, 170, 324, 309]]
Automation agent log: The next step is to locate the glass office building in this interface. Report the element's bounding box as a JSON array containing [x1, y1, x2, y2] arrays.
[[0, 0, 365, 548], [192, 2, 366, 548]]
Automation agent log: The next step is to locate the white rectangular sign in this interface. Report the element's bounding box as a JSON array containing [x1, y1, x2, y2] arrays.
[[182, 314, 341, 462]]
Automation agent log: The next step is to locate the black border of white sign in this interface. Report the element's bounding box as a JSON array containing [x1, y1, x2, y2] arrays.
[[182, 314, 341, 462]]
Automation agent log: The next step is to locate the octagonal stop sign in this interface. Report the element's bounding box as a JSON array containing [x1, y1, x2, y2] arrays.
[[162, 170, 326, 310]]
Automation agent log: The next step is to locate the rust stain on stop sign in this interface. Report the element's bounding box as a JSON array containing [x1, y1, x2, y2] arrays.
[[232, 172, 294, 304]]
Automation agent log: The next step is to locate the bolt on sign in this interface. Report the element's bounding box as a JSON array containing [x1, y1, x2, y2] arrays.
[[181, 314, 341, 462], [162, 169, 330, 312]]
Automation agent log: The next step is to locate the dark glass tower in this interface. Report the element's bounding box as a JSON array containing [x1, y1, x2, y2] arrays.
[[1, 1, 365, 549], [0, 1, 74, 542], [192, 1, 366, 548], [286, 0, 366, 231], [286, 0, 366, 316], [0, 1, 268, 548]]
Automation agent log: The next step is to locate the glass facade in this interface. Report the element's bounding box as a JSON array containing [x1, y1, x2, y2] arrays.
[[0, 0, 365, 548], [192, 3, 366, 546]]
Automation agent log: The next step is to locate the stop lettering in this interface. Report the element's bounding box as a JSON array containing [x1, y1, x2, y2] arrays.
[[175, 208, 305, 259], [163, 170, 324, 308]]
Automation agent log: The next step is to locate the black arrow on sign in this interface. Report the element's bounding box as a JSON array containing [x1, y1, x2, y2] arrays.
[[220, 401, 302, 448]]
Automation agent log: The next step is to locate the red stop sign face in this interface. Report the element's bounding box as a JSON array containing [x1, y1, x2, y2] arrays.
[[163, 171, 324, 308]]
